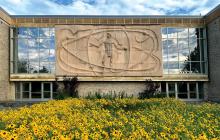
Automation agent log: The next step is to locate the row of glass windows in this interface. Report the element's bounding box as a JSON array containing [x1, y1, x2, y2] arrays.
[[11, 27, 55, 73], [162, 28, 207, 74], [160, 82, 204, 99], [11, 27, 208, 75], [15, 81, 203, 101], [15, 82, 57, 100]]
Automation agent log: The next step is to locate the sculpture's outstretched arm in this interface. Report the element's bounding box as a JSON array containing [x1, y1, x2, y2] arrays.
[[89, 42, 100, 48], [112, 39, 127, 51]]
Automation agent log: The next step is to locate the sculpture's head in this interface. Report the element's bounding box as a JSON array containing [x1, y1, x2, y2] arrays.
[[106, 33, 111, 39]]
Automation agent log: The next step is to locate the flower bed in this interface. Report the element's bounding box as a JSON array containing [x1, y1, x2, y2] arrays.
[[0, 98, 219, 139]]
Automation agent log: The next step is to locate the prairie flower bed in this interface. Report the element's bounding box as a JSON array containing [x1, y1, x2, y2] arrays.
[[0, 98, 220, 140]]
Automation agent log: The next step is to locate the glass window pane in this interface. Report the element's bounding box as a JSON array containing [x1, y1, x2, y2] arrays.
[[50, 62, 55, 73], [23, 92, 29, 98], [22, 83, 30, 91], [161, 28, 167, 38], [168, 61, 179, 74], [49, 49, 55, 62], [15, 83, 21, 99], [49, 39, 55, 49], [39, 39, 50, 49], [29, 48, 39, 61], [178, 38, 189, 61], [179, 61, 190, 73], [168, 83, 175, 92], [189, 39, 200, 61], [31, 82, 41, 92], [31, 92, 41, 98], [168, 39, 178, 61], [189, 28, 199, 39], [190, 92, 196, 98], [44, 92, 51, 98], [168, 83, 175, 98], [39, 28, 50, 37], [178, 83, 187, 92], [189, 83, 196, 92], [29, 62, 39, 73], [31, 82, 41, 99], [178, 82, 187, 99], [191, 62, 201, 73], [50, 28, 55, 37], [44, 83, 50, 91], [18, 39, 28, 61], [17, 61, 28, 73], [163, 61, 168, 74], [18, 28, 27, 38], [162, 39, 168, 61], [161, 82, 166, 93], [27, 39, 38, 48], [40, 62, 50, 73], [167, 28, 178, 38], [18, 28, 38, 38], [40, 49, 50, 61], [178, 28, 188, 38]]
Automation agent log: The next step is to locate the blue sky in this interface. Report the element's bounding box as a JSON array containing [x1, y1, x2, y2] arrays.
[[0, 0, 219, 15]]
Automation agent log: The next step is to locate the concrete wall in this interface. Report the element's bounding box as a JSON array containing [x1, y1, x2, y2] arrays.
[[77, 82, 146, 97], [0, 21, 11, 101], [207, 17, 220, 102]]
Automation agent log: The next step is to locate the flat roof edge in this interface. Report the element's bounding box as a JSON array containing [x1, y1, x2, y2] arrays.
[[205, 4, 220, 17], [0, 6, 10, 16], [11, 15, 204, 18]]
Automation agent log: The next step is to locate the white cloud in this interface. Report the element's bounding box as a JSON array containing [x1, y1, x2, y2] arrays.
[[0, 0, 219, 15]]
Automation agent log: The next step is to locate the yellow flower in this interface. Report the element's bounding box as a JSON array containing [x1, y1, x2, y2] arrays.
[[198, 133, 208, 140], [160, 132, 166, 138]]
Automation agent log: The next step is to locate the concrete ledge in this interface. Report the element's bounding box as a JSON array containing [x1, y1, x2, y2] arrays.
[[10, 74, 208, 81], [10, 74, 56, 81]]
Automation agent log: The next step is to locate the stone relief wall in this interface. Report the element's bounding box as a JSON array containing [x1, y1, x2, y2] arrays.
[[56, 25, 162, 76]]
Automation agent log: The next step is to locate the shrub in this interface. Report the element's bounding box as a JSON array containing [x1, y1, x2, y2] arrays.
[[138, 79, 161, 99], [85, 91, 133, 99], [54, 76, 79, 100]]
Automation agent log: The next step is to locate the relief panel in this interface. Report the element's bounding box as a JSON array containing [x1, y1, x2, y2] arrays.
[[56, 25, 162, 76]]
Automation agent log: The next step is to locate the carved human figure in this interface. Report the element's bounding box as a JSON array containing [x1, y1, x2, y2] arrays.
[[90, 33, 127, 69]]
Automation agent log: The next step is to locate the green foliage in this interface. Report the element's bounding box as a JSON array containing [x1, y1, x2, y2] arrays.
[[85, 91, 133, 100], [54, 76, 79, 100], [138, 80, 162, 99]]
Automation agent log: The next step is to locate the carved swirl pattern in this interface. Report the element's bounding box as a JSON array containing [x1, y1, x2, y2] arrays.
[[56, 25, 162, 76]]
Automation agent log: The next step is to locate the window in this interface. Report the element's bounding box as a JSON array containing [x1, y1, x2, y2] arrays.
[[162, 27, 207, 74], [11, 27, 55, 74], [178, 82, 188, 99], [43, 83, 52, 98], [189, 83, 197, 98], [168, 83, 176, 98], [22, 82, 30, 99], [160, 82, 203, 100], [15, 82, 56, 101]]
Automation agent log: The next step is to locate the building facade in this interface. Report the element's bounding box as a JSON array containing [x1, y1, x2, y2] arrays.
[[0, 5, 219, 102]]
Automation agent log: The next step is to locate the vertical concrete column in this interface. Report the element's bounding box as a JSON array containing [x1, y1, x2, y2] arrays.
[[207, 17, 220, 102], [0, 20, 10, 101]]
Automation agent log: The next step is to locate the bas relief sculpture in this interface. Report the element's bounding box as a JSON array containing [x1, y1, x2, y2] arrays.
[[56, 25, 162, 76]]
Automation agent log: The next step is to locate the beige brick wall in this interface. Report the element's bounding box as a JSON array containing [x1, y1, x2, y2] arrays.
[[207, 17, 220, 102], [0, 21, 10, 101]]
